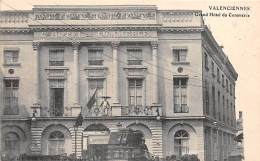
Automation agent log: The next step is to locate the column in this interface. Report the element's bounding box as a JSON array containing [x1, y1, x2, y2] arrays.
[[111, 41, 121, 116], [71, 42, 81, 116], [31, 42, 41, 116], [111, 41, 120, 104], [151, 41, 159, 104]]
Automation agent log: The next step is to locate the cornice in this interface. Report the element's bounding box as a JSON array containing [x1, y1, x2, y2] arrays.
[[202, 26, 238, 80], [29, 25, 161, 31], [0, 28, 31, 33], [159, 27, 204, 33], [33, 5, 157, 10]]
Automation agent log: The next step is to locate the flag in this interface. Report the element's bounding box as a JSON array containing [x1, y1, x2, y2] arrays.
[[75, 112, 83, 127], [87, 89, 97, 109]]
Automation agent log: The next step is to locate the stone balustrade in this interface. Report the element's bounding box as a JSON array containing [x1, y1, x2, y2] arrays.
[[0, 11, 30, 28]]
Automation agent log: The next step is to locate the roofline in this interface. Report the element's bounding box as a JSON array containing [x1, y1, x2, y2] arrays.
[[203, 26, 238, 80], [0, 10, 31, 12], [33, 5, 158, 9]]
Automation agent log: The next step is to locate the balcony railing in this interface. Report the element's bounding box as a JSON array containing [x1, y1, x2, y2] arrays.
[[122, 106, 153, 116], [49, 108, 64, 117], [84, 105, 112, 117], [84, 105, 161, 117], [42, 105, 161, 117]]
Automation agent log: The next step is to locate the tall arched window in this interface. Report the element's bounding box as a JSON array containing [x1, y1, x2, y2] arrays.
[[4, 132, 20, 160], [174, 130, 189, 159], [48, 131, 65, 155]]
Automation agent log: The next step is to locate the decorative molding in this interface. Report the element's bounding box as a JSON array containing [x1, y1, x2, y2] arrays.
[[33, 10, 156, 21], [84, 66, 108, 78], [111, 41, 120, 49], [33, 31, 158, 42], [45, 67, 69, 80], [159, 27, 204, 33], [123, 66, 147, 78], [32, 41, 40, 50], [0, 11, 30, 23], [0, 28, 31, 33], [151, 41, 158, 49], [72, 41, 80, 50]]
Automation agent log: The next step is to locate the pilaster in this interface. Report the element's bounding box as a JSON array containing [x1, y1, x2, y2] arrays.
[[69, 126, 84, 158], [31, 41, 41, 116], [30, 120, 43, 154], [151, 41, 159, 104], [111, 41, 120, 105], [71, 41, 81, 116], [151, 122, 163, 158]]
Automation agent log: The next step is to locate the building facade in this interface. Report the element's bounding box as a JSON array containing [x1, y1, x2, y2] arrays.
[[0, 5, 238, 161]]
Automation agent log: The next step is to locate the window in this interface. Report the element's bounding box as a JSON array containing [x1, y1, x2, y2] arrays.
[[88, 48, 103, 66], [227, 99, 230, 125], [230, 84, 233, 96], [127, 48, 143, 65], [173, 49, 187, 63], [211, 61, 215, 77], [212, 85, 216, 118], [204, 53, 209, 70], [48, 131, 65, 155], [49, 48, 64, 66], [218, 91, 221, 121], [49, 80, 64, 116], [222, 74, 225, 87], [174, 130, 189, 159], [217, 68, 220, 83], [173, 78, 188, 113], [223, 95, 225, 122], [4, 132, 20, 160], [128, 79, 143, 107], [4, 49, 19, 65], [3, 79, 19, 115], [231, 103, 234, 126], [226, 79, 229, 92], [88, 79, 104, 106], [204, 80, 210, 115]]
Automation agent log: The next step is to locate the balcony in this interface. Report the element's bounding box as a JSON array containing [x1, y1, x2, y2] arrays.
[[39, 104, 162, 118], [84, 105, 161, 117], [84, 105, 112, 117], [122, 105, 156, 116]]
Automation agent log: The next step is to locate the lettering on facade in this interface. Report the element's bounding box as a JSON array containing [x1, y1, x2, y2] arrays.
[[34, 31, 157, 40], [34, 11, 156, 20]]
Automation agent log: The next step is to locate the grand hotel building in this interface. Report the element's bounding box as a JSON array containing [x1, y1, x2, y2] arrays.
[[0, 5, 238, 161]]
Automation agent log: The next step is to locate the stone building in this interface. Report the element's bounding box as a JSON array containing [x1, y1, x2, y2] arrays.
[[0, 5, 238, 161]]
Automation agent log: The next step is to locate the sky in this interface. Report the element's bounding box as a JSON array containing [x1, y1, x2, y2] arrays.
[[1, 0, 260, 160]]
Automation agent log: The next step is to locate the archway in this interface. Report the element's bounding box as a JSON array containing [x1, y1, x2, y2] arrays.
[[168, 123, 197, 159], [82, 124, 110, 151], [41, 124, 72, 155], [127, 123, 152, 153]]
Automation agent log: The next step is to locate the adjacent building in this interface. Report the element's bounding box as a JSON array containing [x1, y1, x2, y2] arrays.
[[0, 5, 238, 161]]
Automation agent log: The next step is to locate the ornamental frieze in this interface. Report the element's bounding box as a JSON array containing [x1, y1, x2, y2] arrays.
[[34, 11, 156, 20]]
